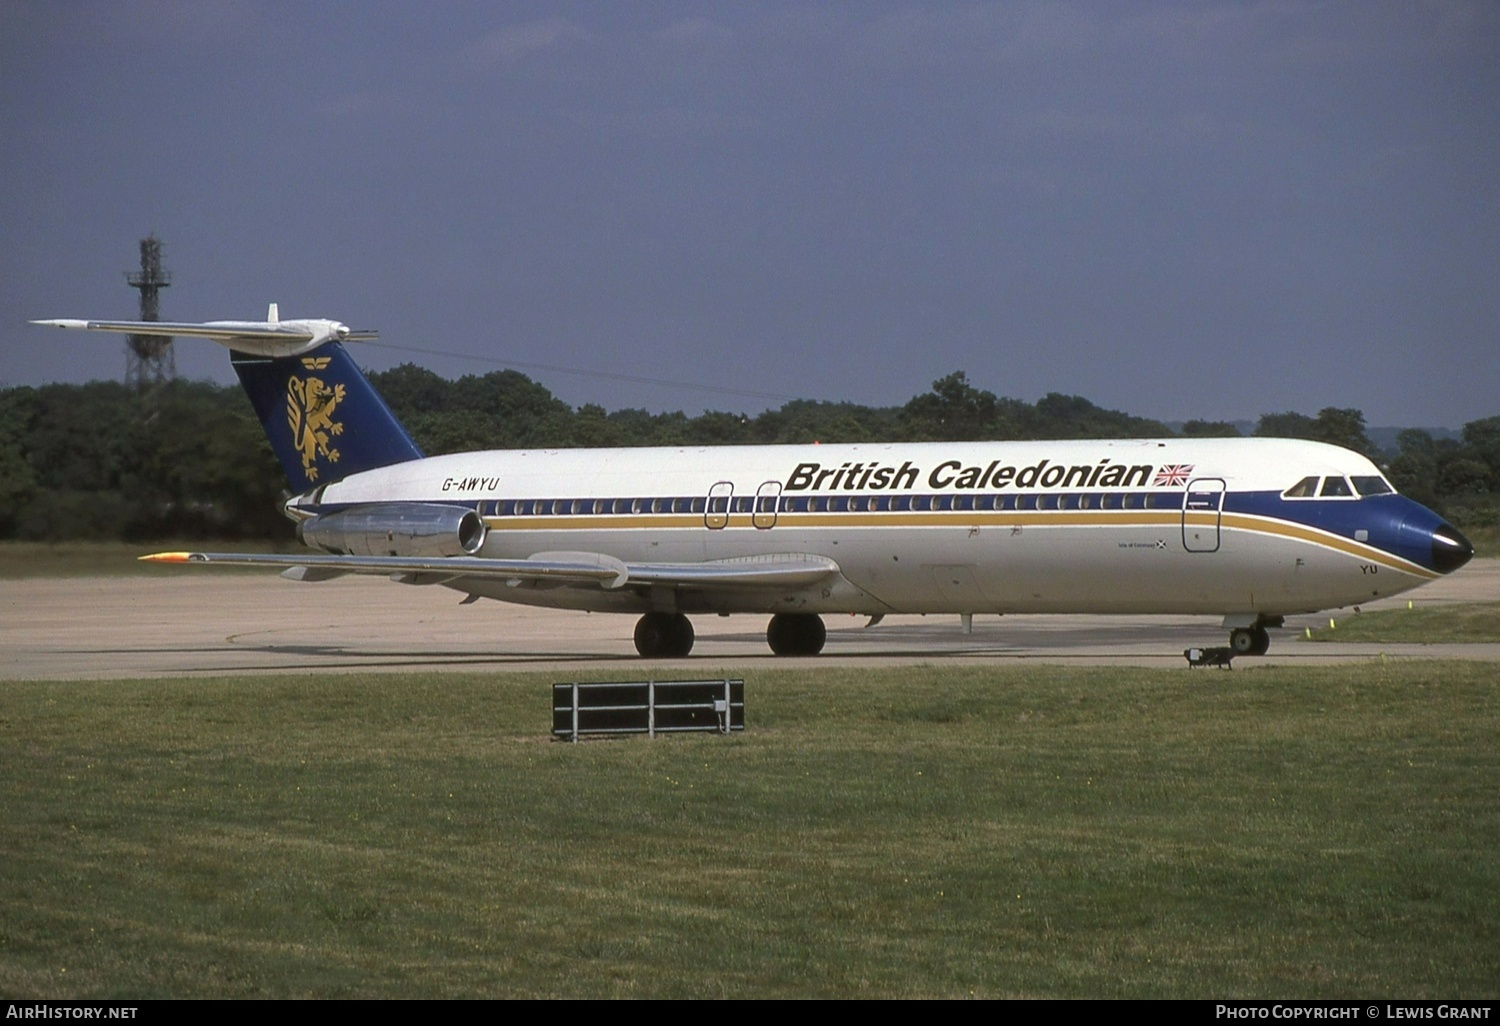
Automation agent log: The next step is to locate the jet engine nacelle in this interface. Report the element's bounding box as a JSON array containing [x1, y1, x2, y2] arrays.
[[298, 503, 487, 558]]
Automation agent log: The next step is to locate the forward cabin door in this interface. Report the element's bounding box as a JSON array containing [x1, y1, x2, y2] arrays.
[[753, 480, 781, 529], [1182, 478, 1226, 553], [706, 481, 733, 530]]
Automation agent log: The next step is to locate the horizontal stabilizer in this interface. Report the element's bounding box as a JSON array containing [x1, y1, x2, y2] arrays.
[[30, 311, 376, 358]]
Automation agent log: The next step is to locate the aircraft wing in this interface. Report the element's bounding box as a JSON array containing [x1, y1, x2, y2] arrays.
[[141, 550, 841, 591]]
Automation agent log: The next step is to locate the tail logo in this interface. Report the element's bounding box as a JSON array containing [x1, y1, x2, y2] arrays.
[[286, 365, 346, 482]]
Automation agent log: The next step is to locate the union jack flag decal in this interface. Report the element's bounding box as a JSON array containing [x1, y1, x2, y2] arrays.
[[1153, 464, 1194, 487]]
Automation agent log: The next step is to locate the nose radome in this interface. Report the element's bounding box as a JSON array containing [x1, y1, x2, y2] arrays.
[[1432, 523, 1474, 574]]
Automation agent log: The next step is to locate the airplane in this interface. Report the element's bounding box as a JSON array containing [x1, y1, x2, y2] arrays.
[[31, 308, 1475, 658]]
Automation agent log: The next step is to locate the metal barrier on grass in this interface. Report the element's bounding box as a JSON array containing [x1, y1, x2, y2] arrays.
[[1184, 646, 1234, 669], [552, 678, 745, 741]]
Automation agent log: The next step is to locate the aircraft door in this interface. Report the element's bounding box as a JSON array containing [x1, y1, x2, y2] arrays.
[[754, 480, 781, 529], [706, 481, 733, 530], [1182, 478, 1226, 553]]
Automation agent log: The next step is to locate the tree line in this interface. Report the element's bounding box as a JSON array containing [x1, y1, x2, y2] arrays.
[[0, 366, 1494, 542]]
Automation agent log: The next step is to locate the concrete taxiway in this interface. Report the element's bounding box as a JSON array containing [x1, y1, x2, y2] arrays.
[[3, 558, 1496, 680]]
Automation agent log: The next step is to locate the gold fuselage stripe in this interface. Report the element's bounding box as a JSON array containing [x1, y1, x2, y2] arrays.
[[478, 509, 1436, 579]]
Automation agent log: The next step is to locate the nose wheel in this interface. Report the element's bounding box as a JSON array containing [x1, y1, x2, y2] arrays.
[[1229, 626, 1271, 656]]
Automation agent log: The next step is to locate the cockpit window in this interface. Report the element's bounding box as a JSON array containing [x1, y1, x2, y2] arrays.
[[1283, 476, 1319, 498], [1320, 476, 1354, 497], [1352, 475, 1394, 496]]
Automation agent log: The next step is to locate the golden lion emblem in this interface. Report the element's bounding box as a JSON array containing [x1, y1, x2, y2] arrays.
[[286, 374, 346, 481]]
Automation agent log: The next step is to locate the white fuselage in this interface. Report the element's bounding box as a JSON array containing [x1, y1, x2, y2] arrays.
[[298, 436, 1447, 619]]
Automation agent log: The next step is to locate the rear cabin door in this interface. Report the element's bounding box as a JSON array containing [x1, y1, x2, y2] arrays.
[[1182, 478, 1226, 553]]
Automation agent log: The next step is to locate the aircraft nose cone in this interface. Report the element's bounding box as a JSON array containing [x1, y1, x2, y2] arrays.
[[1432, 523, 1474, 575]]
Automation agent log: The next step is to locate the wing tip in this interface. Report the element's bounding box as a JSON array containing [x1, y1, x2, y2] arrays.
[[139, 551, 196, 563]]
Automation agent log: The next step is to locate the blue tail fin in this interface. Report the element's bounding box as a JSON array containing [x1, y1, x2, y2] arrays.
[[232, 342, 424, 489]]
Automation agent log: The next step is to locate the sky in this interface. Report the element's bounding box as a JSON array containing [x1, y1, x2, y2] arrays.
[[2, 0, 1496, 428]]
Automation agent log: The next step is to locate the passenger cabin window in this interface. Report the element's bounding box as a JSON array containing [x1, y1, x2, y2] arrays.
[[1283, 476, 1319, 498], [1352, 476, 1394, 496], [1320, 477, 1354, 497]]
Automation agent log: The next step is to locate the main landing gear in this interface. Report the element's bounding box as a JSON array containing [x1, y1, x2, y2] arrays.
[[767, 613, 826, 656], [635, 612, 1269, 659], [631, 612, 829, 658], [1229, 625, 1271, 656], [633, 612, 695, 658]]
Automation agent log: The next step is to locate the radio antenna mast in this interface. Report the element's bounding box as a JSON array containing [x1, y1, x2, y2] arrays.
[[125, 234, 174, 391]]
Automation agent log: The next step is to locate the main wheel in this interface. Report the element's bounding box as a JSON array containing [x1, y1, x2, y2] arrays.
[[1249, 625, 1271, 655], [1229, 626, 1271, 656], [634, 612, 694, 658], [767, 613, 826, 656]]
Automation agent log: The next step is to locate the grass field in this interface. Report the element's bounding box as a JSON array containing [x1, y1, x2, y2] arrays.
[[2, 663, 1496, 998], [1307, 603, 1500, 644], [1455, 523, 1498, 558], [1450, 523, 1496, 557]]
